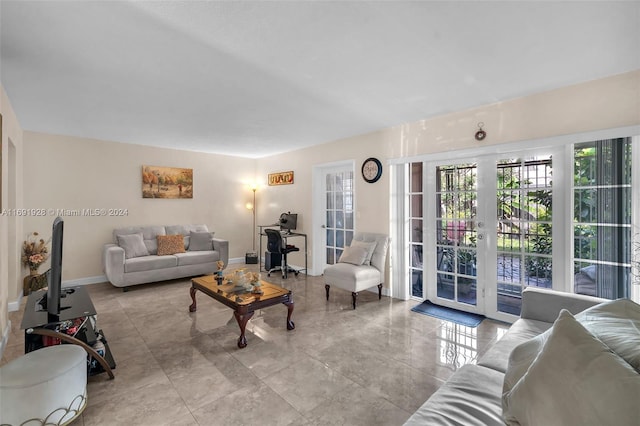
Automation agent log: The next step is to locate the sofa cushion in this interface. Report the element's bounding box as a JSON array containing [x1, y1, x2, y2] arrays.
[[124, 255, 178, 273], [350, 240, 377, 265], [116, 233, 149, 259], [157, 235, 186, 256], [575, 298, 640, 372], [404, 365, 505, 426], [166, 224, 209, 250], [338, 246, 368, 265], [502, 309, 640, 426], [174, 251, 218, 267], [188, 231, 215, 251], [113, 226, 166, 255], [477, 317, 551, 373]]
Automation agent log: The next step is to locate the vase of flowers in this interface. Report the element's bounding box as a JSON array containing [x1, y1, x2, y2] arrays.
[[22, 231, 50, 275]]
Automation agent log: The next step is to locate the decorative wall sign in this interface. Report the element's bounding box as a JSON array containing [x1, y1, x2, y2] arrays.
[[268, 171, 294, 186], [142, 165, 193, 198]]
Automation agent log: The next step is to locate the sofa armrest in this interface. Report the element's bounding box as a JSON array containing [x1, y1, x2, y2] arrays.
[[520, 287, 606, 323], [103, 243, 125, 286], [212, 238, 229, 269]]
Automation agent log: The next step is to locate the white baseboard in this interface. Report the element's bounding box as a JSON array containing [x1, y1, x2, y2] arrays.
[[62, 275, 108, 287], [0, 321, 11, 360], [8, 291, 23, 312]]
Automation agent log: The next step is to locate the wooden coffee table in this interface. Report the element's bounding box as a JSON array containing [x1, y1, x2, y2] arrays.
[[189, 275, 295, 348]]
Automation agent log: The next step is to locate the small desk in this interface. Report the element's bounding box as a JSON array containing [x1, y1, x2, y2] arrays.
[[258, 225, 307, 275]]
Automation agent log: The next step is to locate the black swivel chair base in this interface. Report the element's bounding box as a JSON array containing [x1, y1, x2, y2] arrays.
[[267, 264, 299, 279]]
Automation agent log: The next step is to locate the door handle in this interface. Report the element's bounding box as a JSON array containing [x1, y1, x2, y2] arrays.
[[321, 225, 326, 228]]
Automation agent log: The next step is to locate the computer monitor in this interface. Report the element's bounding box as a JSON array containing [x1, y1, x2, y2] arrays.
[[279, 212, 297, 233]]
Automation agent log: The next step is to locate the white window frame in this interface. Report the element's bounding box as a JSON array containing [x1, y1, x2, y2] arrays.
[[390, 125, 640, 310]]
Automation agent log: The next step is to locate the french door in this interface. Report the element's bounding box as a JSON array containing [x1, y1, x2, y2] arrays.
[[313, 163, 355, 274], [414, 151, 558, 320]]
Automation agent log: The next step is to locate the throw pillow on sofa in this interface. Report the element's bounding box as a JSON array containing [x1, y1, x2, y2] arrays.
[[575, 298, 640, 372], [116, 233, 149, 259], [157, 235, 186, 255], [188, 231, 215, 251], [502, 309, 640, 426]]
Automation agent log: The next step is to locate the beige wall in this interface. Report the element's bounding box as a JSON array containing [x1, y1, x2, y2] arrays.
[[21, 133, 256, 286], [257, 70, 640, 276], [1, 84, 24, 354]]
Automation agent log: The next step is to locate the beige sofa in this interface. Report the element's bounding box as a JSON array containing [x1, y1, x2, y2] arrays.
[[405, 287, 640, 425], [103, 224, 228, 289]]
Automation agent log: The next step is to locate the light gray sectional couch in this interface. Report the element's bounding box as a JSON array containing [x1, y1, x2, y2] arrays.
[[103, 224, 228, 289], [405, 287, 640, 425]]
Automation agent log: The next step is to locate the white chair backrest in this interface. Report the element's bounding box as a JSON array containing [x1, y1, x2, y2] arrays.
[[352, 232, 389, 278]]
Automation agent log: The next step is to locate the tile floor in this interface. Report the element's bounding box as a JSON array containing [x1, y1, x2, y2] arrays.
[[2, 264, 510, 425]]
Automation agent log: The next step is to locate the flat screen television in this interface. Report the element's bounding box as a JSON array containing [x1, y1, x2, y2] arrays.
[[279, 212, 297, 233], [37, 217, 64, 319]]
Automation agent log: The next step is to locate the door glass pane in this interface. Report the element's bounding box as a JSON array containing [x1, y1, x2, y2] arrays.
[[345, 231, 354, 246], [345, 211, 354, 229], [412, 270, 423, 297], [326, 229, 334, 247], [326, 248, 334, 265], [411, 163, 423, 192], [326, 192, 335, 209], [326, 211, 334, 228]]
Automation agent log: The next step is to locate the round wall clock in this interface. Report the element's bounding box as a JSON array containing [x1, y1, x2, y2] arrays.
[[361, 157, 383, 183]]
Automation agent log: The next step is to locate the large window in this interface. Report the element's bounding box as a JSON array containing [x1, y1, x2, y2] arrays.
[[573, 138, 632, 299]]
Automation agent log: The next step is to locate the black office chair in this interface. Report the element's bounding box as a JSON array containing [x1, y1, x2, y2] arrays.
[[265, 229, 300, 278]]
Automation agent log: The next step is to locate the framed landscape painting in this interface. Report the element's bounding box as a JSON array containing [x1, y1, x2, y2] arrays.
[[142, 165, 193, 199]]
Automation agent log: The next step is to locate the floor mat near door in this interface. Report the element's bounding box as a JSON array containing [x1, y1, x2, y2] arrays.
[[411, 300, 485, 327]]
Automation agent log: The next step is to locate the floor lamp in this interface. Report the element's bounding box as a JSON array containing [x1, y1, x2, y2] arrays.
[[245, 185, 258, 264]]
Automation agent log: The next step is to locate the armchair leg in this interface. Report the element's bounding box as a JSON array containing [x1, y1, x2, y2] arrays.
[[378, 284, 383, 300], [351, 292, 358, 309], [325, 284, 330, 300]]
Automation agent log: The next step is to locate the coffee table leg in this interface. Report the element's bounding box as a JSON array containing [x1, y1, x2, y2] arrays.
[[189, 286, 198, 312], [234, 311, 255, 348], [284, 301, 295, 330]]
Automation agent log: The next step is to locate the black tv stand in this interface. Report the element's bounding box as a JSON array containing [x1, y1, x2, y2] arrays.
[[21, 286, 116, 378], [35, 293, 72, 313]]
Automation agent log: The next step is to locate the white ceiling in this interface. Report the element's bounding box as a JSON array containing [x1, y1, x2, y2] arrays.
[[1, 1, 639, 159]]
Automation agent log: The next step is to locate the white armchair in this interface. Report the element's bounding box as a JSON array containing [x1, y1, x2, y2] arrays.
[[323, 232, 389, 309]]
